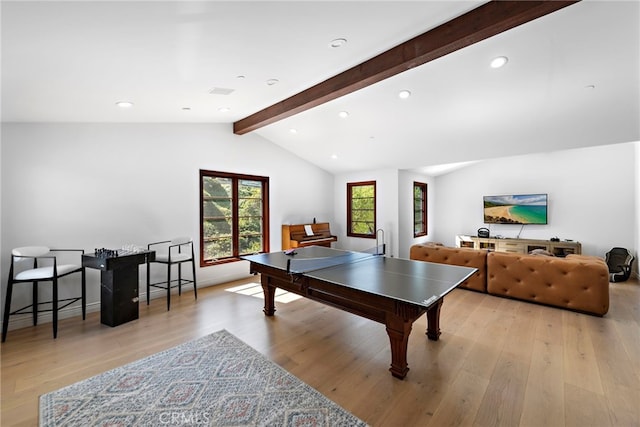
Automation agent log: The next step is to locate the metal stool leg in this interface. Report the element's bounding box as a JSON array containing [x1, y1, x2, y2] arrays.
[[81, 268, 87, 320], [191, 257, 197, 300], [52, 278, 58, 339], [32, 281, 38, 326], [146, 261, 151, 305], [166, 263, 171, 311], [2, 279, 14, 342]]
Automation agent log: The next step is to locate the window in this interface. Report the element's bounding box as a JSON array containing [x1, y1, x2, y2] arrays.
[[200, 170, 269, 265], [413, 181, 427, 237], [347, 181, 376, 238]]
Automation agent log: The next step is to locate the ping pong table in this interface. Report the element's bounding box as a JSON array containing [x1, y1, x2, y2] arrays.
[[243, 246, 476, 379]]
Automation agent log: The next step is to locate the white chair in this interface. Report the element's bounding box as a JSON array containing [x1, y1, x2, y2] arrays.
[[2, 246, 86, 342], [146, 237, 197, 310]]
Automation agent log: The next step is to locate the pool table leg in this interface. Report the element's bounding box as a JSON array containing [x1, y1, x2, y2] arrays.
[[385, 302, 426, 379], [261, 276, 276, 316], [386, 320, 412, 379], [426, 298, 443, 340]]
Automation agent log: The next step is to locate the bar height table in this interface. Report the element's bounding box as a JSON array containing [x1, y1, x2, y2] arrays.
[[82, 250, 155, 327]]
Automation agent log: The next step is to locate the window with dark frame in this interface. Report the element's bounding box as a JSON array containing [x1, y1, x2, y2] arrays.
[[413, 181, 427, 237], [347, 181, 376, 238], [200, 170, 269, 266]]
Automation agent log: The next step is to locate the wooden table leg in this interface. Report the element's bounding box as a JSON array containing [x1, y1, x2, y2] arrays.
[[426, 298, 443, 340], [384, 302, 428, 379], [261, 276, 276, 316], [385, 321, 412, 379]]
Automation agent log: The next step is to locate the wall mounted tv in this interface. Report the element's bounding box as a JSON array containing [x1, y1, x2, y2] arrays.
[[483, 194, 548, 225]]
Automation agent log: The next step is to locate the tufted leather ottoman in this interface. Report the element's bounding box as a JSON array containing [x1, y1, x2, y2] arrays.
[[487, 251, 609, 316]]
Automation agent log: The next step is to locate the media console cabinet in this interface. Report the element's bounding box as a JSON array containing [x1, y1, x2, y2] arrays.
[[456, 235, 581, 257]]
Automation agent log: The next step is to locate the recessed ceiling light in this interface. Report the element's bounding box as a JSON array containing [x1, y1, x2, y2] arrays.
[[209, 87, 234, 95], [218, 107, 231, 113], [331, 154, 338, 159], [115, 101, 134, 108], [236, 75, 246, 80], [338, 111, 349, 118], [490, 56, 509, 68], [585, 84, 596, 90], [289, 128, 297, 134], [266, 79, 279, 86], [329, 38, 347, 48], [182, 107, 191, 111], [398, 90, 411, 99]]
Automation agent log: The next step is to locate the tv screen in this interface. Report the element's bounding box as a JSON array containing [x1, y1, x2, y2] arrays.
[[483, 194, 548, 224]]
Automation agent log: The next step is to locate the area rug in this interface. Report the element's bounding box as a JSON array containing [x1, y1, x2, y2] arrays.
[[39, 329, 367, 426]]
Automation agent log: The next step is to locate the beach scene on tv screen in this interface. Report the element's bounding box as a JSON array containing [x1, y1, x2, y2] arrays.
[[483, 194, 547, 224]]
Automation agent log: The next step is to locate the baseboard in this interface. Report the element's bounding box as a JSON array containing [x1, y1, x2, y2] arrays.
[[1, 282, 217, 333], [3, 300, 103, 333]]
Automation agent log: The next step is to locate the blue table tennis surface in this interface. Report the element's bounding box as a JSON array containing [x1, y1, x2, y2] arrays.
[[243, 246, 476, 307]]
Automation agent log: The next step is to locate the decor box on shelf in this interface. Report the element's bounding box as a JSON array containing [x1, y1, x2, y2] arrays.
[[410, 243, 609, 316], [456, 235, 581, 257]]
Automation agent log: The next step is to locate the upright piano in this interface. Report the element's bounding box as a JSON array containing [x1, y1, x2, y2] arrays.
[[282, 222, 338, 249]]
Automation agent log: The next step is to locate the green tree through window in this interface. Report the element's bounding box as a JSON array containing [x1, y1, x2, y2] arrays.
[[414, 181, 427, 237], [347, 181, 376, 238], [200, 170, 269, 265]]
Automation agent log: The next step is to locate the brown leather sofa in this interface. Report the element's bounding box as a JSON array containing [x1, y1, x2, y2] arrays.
[[410, 243, 609, 316]]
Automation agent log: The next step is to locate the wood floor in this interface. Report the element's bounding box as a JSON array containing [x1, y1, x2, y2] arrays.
[[2, 276, 639, 426]]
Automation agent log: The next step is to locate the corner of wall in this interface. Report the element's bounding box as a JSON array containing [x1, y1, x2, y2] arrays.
[[634, 141, 640, 278]]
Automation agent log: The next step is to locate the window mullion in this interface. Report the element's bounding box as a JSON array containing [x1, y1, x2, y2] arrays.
[[232, 178, 239, 257]]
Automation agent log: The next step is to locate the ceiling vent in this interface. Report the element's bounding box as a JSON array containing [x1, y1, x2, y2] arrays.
[[208, 87, 235, 95]]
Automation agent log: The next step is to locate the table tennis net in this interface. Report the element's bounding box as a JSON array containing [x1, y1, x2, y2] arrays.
[[361, 243, 385, 256], [286, 244, 385, 274]]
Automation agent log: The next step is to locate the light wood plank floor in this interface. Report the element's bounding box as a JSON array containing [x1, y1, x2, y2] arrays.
[[2, 276, 639, 426]]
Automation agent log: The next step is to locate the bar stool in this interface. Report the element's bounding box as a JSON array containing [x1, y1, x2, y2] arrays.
[[2, 246, 86, 342], [146, 237, 197, 310]]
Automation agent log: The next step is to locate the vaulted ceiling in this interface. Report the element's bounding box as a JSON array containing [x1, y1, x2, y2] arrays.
[[2, 1, 639, 174]]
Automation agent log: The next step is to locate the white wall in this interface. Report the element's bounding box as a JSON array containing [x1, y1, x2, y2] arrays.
[[3, 124, 637, 334], [1, 123, 334, 328], [635, 141, 640, 277], [333, 169, 399, 257], [431, 142, 638, 263]]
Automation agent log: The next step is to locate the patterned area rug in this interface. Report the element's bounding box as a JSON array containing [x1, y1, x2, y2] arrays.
[[39, 330, 367, 426]]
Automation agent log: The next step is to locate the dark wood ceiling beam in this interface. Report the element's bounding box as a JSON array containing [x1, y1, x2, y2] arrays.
[[233, 0, 579, 135]]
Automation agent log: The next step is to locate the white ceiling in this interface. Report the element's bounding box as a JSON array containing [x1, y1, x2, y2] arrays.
[[2, 1, 639, 175]]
